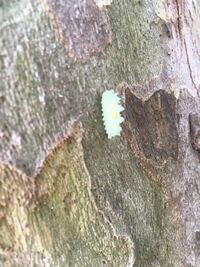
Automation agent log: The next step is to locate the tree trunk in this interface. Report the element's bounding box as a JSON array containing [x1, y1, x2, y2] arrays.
[[0, 0, 200, 266]]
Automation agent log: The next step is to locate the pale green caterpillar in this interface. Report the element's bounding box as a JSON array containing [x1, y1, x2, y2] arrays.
[[101, 90, 124, 138]]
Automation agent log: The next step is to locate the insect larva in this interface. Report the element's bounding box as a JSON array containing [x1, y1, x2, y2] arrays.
[[101, 89, 124, 139]]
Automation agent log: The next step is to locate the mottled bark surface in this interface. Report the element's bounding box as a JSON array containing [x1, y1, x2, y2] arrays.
[[1, 0, 200, 266], [0, 123, 133, 266]]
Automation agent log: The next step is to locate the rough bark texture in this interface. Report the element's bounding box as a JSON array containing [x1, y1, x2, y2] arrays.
[[1, 0, 200, 266]]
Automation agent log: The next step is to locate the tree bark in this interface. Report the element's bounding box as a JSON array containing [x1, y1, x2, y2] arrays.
[[0, 0, 200, 266]]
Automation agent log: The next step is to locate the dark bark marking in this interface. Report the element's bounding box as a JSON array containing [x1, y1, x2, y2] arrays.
[[125, 88, 179, 162], [196, 231, 200, 242], [189, 113, 200, 152], [162, 22, 173, 39], [44, 0, 112, 62]]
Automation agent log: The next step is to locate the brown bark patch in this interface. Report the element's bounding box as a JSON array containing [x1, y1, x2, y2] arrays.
[[44, 0, 112, 62], [124, 88, 179, 162]]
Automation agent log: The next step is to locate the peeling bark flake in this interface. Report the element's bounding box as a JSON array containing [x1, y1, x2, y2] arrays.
[[44, 0, 112, 62], [124, 88, 179, 162]]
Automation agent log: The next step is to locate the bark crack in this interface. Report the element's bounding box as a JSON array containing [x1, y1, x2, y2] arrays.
[[184, 38, 198, 92], [174, 0, 183, 39], [174, 0, 198, 93]]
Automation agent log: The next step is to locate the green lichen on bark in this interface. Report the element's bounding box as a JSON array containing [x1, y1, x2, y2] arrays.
[[0, 123, 133, 267]]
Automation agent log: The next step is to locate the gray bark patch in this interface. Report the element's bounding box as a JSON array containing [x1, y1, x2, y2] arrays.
[[44, 0, 112, 62]]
